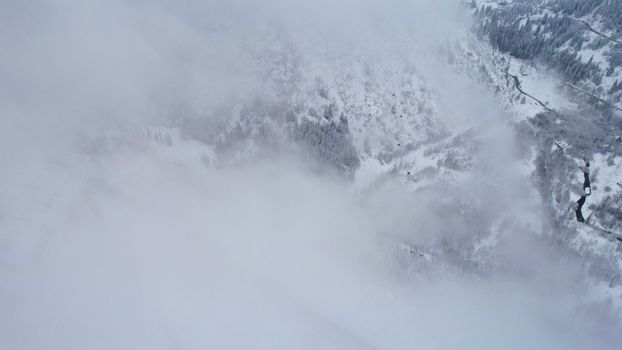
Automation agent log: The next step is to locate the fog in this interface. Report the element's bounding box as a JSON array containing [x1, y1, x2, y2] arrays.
[[0, 156, 612, 349], [1, 0, 620, 349]]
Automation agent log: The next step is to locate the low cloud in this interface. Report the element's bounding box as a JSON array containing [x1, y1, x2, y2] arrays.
[[0, 0, 620, 349]]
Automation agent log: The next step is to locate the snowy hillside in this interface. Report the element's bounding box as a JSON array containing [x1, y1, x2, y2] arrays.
[[473, 0, 622, 108], [1, 0, 622, 349]]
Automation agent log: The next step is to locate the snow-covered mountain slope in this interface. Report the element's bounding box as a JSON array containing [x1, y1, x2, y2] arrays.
[[472, 0, 622, 108], [180, 35, 447, 179], [444, 3, 622, 324], [2, 0, 622, 348]]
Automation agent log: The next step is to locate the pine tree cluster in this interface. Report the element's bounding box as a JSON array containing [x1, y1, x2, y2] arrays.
[[475, 0, 622, 98]]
